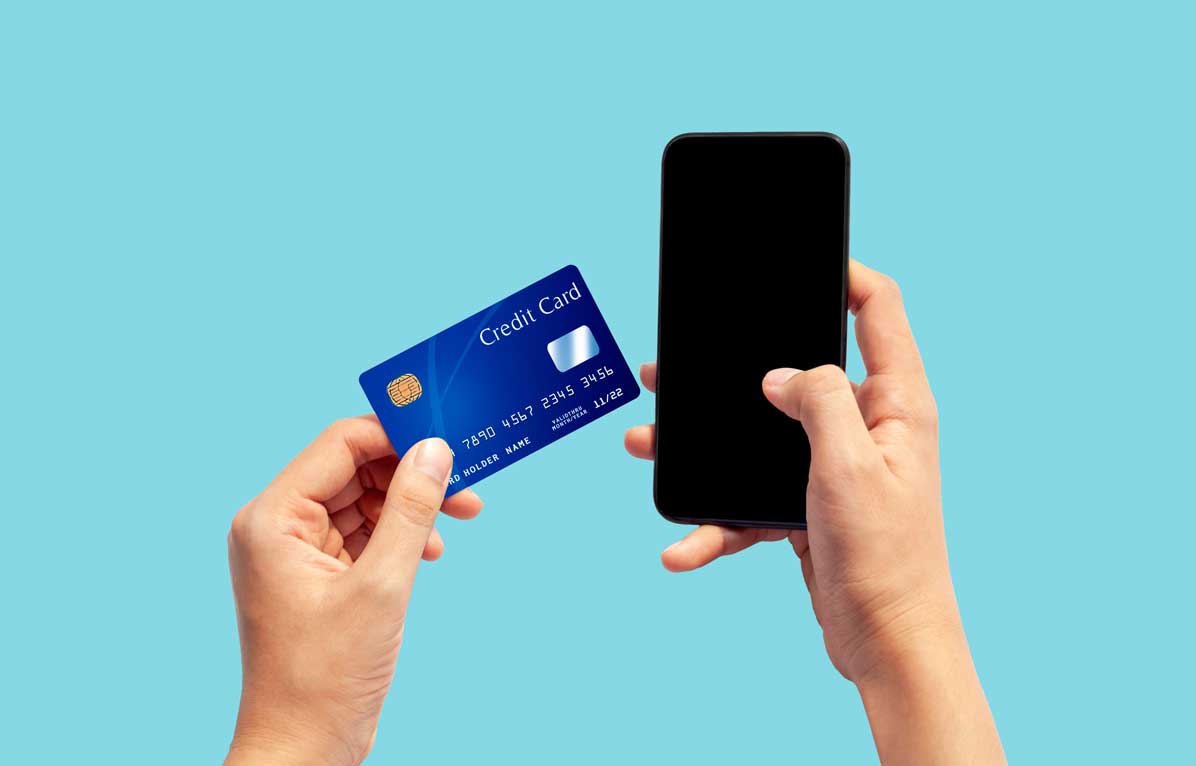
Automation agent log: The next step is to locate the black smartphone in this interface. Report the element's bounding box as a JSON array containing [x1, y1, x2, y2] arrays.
[[653, 132, 849, 529]]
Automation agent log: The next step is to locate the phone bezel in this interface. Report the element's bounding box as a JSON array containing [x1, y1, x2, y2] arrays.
[[651, 131, 850, 530]]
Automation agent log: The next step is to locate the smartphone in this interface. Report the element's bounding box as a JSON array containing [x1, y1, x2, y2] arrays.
[[653, 132, 849, 529]]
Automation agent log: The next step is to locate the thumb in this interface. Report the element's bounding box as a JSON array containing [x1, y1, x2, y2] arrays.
[[762, 366, 876, 466], [354, 438, 453, 591]]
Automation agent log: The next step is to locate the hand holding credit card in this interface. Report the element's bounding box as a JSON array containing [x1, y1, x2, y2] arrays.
[[360, 265, 640, 495]]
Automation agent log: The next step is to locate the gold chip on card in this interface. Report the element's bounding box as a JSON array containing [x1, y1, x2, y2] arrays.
[[386, 374, 422, 407]]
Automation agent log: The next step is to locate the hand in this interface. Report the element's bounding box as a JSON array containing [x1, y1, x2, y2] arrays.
[[225, 417, 483, 766], [625, 261, 1004, 765]]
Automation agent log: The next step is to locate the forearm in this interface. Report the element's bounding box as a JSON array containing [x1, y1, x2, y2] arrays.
[[226, 688, 357, 766], [855, 622, 1005, 766]]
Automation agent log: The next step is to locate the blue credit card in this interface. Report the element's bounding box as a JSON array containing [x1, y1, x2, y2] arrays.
[[360, 265, 640, 495]]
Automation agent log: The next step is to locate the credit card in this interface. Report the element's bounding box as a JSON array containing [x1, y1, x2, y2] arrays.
[[360, 265, 640, 495]]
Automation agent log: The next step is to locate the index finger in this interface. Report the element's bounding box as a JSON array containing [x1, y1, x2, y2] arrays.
[[661, 525, 789, 572], [270, 416, 396, 503], [849, 260, 926, 379]]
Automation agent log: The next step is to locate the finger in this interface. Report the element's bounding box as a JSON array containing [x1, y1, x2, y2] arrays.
[[762, 366, 878, 467], [323, 473, 366, 514], [357, 491, 384, 524], [661, 525, 788, 572], [356, 481, 479, 523], [848, 261, 926, 379], [343, 528, 370, 561], [361, 456, 399, 492], [640, 363, 657, 394], [624, 424, 655, 460], [354, 438, 453, 590], [331, 502, 367, 538], [322, 525, 345, 558], [798, 551, 819, 622], [442, 488, 484, 520], [789, 529, 810, 558], [422, 528, 445, 561], [323, 455, 401, 514], [271, 416, 395, 504]]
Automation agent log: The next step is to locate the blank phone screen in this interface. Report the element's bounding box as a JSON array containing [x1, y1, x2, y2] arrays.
[[654, 133, 848, 528]]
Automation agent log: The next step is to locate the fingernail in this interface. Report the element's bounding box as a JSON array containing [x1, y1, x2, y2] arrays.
[[413, 438, 453, 482], [763, 368, 801, 388], [664, 540, 686, 555]]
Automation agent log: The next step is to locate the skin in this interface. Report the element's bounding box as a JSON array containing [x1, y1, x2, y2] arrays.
[[225, 421, 481, 766], [625, 260, 1005, 765], [226, 260, 1003, 765]]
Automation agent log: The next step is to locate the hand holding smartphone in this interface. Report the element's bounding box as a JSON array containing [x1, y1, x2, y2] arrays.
[[653, 132, 850, 529]]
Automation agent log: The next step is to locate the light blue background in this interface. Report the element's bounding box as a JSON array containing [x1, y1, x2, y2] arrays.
[[2, 2, 1192, 763]]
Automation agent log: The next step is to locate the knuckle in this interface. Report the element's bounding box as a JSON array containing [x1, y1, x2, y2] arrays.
[[804, 365, 850, 398], [321, 417, 379, 466], [228, 504, 254, 544], [325, 525, 343, 550], [390, 483, 441, 527], [789, 366, 852, 422], [881, 386, 916, 417], [324, 417, 357, 442], [295, 496, 329, 531], [902, 389, 937, 428], [360, 570, 405, 603], [878, 273, 903, 301], [812, 364, 849, 385], [873, 386, 938, 432]]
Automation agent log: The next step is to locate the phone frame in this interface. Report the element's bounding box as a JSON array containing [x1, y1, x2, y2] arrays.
[[651, 131, 850, 530]]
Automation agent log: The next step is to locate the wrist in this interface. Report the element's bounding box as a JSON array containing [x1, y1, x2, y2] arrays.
[[226, 697, 360, 766], [226, 739, 325, 766], [853, 615, 970, 696], [844, 589, 966, 685], [853, 617, 1005, 766]]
